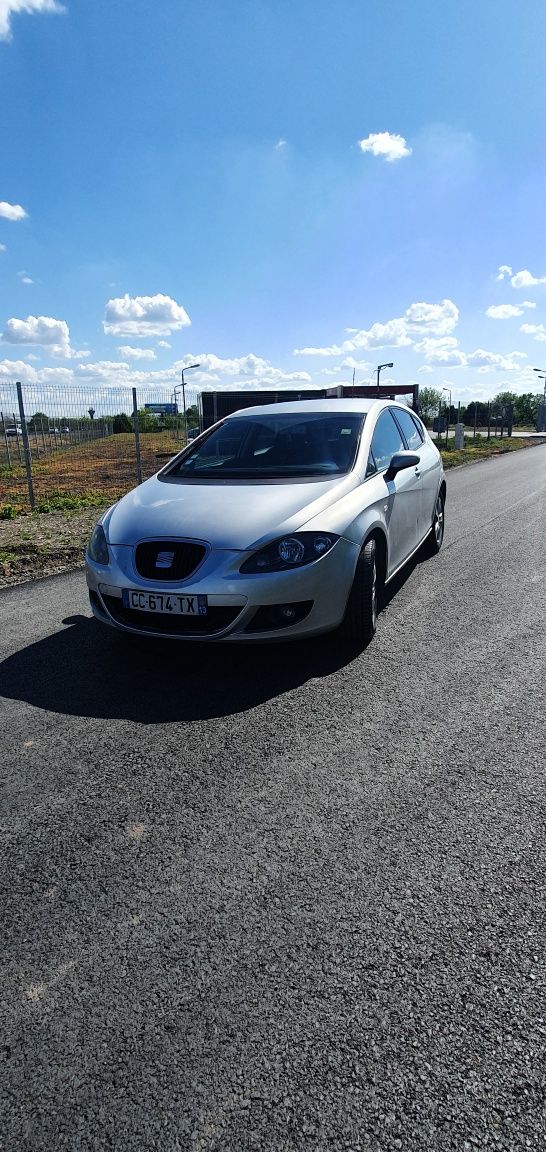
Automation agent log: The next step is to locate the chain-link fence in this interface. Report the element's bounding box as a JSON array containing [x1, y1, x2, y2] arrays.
[[0, 382, 199, 513]]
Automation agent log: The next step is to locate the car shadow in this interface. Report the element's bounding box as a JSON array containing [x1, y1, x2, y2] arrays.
[[0, 611, 364, 724], [0, 549, 426, 724]]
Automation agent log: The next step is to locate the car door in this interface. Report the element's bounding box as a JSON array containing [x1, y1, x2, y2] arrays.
[[390, 406, 430, 541], [367, 408, 422, 576]]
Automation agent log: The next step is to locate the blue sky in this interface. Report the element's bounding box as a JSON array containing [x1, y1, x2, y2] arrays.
[[1, 0, 546, 404]]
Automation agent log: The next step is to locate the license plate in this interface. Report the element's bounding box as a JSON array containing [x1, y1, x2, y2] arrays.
[[122, 589, 208, 616]]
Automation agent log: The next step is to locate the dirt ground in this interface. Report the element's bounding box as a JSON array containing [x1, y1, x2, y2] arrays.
[[0, 505, 110, 587]]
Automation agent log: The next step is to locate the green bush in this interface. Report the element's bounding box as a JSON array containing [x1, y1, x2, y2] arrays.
[[0, 504, 18, 520], [113, 413, 133, 434]]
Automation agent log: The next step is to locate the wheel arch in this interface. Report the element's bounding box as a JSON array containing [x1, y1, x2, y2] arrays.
[[364, 526, 388, 588]]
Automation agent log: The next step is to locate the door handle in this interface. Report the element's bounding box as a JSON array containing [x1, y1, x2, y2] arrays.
[[414, 467, 421, 478]]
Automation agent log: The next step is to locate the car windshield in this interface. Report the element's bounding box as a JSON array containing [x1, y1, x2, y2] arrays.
[[167, 412, 365, 480]]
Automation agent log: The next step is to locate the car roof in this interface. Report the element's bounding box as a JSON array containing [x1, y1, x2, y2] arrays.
[[227, 398, 388, 418]]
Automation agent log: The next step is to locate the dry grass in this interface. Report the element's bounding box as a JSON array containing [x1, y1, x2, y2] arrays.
[[0, 431, 182, 513]]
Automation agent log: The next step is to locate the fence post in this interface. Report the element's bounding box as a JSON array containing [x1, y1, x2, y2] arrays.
[[132, 388, 143, 484], [16, 382, 35, 510]]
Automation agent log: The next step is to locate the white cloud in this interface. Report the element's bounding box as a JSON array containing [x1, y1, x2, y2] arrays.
[[156, 339, 171, 349], [416, 337, 467, 367], [0, 199, 27, 220], [466, 349, 526, 371], [416, 335, 527, 371], [1, 314, 71, 357], [17, 271, 33, 285], [486, 304, 524, 319], [294, 299, 458, 357], [520, 323, 546, 341], [37, 366, 74, 384], [103, 293, 191, 337], [67, 350, 313, 391], [0, 0, 64, 40], [118, 345, 157, 361], [78, 360, 130, 378], [522, 301, 536, 309], [352, 318, 414, 350], [0, 357, 38, 380], [275, 139, 287, 151], [340, 357, 372, 371], [294, 343, 347, 357], [496, 265, 546, 289], [0, 243, 6, 253], [510, 269, 546, 289], [404, 299, 459, 334], [175, 352, 311, 385], [0, 359, 74, 385], [418, 365, 433, 374], [358, 131, 412, 162]]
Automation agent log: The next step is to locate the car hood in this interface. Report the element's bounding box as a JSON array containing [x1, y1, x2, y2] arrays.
[[106, 473, 357, 549]]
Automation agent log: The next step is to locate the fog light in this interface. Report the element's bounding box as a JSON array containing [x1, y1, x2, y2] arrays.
[[279, 605, 296, 620]]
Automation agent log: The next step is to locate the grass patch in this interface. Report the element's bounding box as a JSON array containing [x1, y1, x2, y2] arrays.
[[439, 436, 542, 469], [35, 490, 110, 514]]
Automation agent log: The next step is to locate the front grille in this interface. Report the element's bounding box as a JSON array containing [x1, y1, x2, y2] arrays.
[[135, 540, 206, 582], [101, 595, 240, 636]]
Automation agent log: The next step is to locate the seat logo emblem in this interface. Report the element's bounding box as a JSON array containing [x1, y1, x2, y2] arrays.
[[155, 550, 175, 569]]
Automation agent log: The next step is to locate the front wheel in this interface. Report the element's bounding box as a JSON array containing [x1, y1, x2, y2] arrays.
[[427, 491, 445, 554], [338, 538, 378, 646]]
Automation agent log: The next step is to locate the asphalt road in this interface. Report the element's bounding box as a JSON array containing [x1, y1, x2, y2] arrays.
[[1, 446, 545, 1152]]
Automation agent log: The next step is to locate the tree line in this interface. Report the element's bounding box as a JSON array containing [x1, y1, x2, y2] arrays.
[[418, 388, 542, 427]]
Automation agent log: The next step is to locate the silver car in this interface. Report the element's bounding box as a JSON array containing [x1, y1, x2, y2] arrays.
[[85, 399, 445, 645]]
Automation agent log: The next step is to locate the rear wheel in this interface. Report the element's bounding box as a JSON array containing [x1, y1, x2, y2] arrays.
[[339, 538, 378, 646]]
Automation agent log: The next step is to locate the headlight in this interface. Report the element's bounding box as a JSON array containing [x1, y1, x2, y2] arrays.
[[87, 522, 109, 565], [240, 532, 338, 574]]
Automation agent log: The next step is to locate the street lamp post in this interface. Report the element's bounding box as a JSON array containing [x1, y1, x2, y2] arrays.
[[533, 367, 546, 399], [376, 362, 394, 393], [442, 387, 452, 447], [181, 362, 200, 443], [171, 387, 182, 440], [534, 368, 546, 432]]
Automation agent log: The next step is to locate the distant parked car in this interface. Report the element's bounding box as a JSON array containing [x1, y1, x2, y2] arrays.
[[5, 426, 20, 437], [60, 426, 70, 434], [86, 398, 446, 647]]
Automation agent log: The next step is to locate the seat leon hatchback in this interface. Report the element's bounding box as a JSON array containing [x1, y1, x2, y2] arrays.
[[85, 399, 445, 646]]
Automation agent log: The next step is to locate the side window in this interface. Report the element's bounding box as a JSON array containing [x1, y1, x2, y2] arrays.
[[369, 410, 405, 472], [411, 413, 426, 441], [365, 450, 377, 478], [392, 407, 424, 451]]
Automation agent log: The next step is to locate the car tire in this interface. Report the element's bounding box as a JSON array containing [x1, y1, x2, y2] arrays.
[[426, 490, 445, 555], [339, 537, 378, 646]]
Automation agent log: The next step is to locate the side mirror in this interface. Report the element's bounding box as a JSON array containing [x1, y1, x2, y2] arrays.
[[384, 452, 420, 481]]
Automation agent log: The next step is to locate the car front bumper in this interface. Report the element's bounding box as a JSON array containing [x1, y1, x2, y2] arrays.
[[85, 537, 360, 642]]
